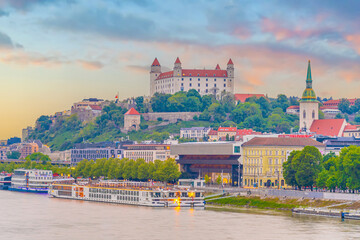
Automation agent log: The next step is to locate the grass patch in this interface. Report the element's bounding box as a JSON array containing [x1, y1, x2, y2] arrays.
[[207, 196, 298, 210]]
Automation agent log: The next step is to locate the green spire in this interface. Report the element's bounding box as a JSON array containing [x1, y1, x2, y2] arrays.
[[301, 60, 317, 102], [306, 60, 312, 81]]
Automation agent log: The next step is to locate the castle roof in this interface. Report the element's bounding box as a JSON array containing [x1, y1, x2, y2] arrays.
[[227, 58, 233, 65], [309, 119, 346, 137], [152, 58, 160, 66], [156, 69, 228, 80], [175, 57, 181, 64], [215, 64, 221, 70], [125, 108, 140, 115]]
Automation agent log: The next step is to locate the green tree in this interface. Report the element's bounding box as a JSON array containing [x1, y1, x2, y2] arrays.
[[157, 158, 181, 183], [204, 174, 210, 185], [283, 150, 300, 187], [316, 169, 328, 189], [25, 152, 51, 164], [216, 175, 222, 185], [6, 151, 21, 159], [338, 99, 351, 114]]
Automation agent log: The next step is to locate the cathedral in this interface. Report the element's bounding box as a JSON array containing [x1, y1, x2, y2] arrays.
[[150, 57, 235, 96], [299, 60, 319, 132]]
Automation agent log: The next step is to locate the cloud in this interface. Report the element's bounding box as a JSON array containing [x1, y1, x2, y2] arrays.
[[78, 60, 103, 70], [126, 65, 149, 74], [43, 8, 159, 41], [0, 0, 75, 11], [346, 34, 360, 55], [0, 9, 8, 16], [0, 31, 23, 49]]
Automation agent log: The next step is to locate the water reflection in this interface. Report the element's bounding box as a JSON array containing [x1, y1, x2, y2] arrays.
[[0, 190, 359, 240]]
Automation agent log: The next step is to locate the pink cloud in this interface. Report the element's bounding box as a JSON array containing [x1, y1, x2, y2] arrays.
[[346, 34, 360, 54], [78, 60, 103, 70]]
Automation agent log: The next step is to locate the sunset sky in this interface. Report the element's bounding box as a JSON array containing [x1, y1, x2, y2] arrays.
[[1, 0, 360, 139]]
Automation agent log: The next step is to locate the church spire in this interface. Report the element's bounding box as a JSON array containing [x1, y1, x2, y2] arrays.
[[301, 60, 316, 101], [306, 60, 312, 88]]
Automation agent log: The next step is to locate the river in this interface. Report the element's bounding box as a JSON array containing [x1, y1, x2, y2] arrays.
[[0, 190, 359, 240]]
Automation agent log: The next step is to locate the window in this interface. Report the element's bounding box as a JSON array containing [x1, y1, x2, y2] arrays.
[[224, 79, 226, 82], [206, 89, 208, 93], [214, 84, 216, 87], [206, 78, 208, 81], [190, 78, 192, 81], [214, 78, 216, 81], [224, 84, 226, 87], [197, 74, 199, 76], [303, 110, 306, 118], [312, 110, 315, 119], [189, 83, 192, 87], [182, 78, 184, 81], [198, 83, 200, 87], [206, 83, 208, 87], [198, 78, 200, 81], [234, 146, 240, 153], [181, 83, 183, 86]]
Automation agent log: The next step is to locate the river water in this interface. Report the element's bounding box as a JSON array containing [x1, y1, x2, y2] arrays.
[[1, 190, 360, 240]]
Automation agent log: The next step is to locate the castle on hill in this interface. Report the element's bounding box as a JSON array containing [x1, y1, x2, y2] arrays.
[[150, 57, 235, 96]]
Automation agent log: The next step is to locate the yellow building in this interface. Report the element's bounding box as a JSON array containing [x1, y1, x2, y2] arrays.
[[242, 137, 325, 188]]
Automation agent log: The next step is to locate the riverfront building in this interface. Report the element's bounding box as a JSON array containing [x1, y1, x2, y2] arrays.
[[122, 144, 171, 163], [180, 127, 211, 141], [172, 142, 242, 186], [150, 57, 235, 96], [242, 137, 325, 188]]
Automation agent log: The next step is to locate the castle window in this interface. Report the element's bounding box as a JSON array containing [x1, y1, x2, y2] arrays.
[[224, 79, 226, 82], [312, 110, 315, 119], [190, 83, 192, 87], [213, 74, 216, 77], [198, 83, 200, 87], [190, 74, 192, 76], [198, 89, 200, 92], [223, 74, 226, 77], [190, 78, 192, 81], [182, 78, 184, 81], [206, 89, 208, 93], [198, 78, 200, 81], [181, 83, 183, 86], [197, 74, 199, 76], [206, 83, 208, 87], [214, 84, 217, 87], [206, 78, 208, 81], [224, 84, 226, 87], [206, 74, 208, 77], [303, 110, 306, 118], [214, 79, 216, 81]]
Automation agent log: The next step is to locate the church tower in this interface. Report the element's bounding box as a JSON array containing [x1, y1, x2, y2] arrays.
[[173, 57, 182, 77], [299, 60, 319, 132], [150, 58, 161, 96], [226, 58, 235, 93]]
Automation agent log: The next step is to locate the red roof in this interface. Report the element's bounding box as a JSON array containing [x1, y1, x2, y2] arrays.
[[215, 64, 221, 70], [323, 98, 358, 107], [309, 119, 346, 137], [287, 105, 300, 110], [156, 69, 228, 80], [125, 108, 140, 115], [152, 58, 160, 66], [236, 129, 255, 135], [234, 94, 266, 103], [208, 130, 218, 135], [175, 57, 181, 64], [227, 58, 233, 65], [344, 124, 360, 131], [89, 105, 102, 111], [218, 127, 237, 132]]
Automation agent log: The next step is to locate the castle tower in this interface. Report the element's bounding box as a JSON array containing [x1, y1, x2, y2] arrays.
[[124, 108, 141, 131], [226, 58, 235, 93], [173, 57, 182, 77], [150, 58, 161, 96], [299, 60, 319, 132]]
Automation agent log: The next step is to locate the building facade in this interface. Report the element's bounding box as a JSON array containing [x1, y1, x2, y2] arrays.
[[242, 137, 325, 188], [180, 127, 211, 141], [18, 143, 39, 159], [172, 142, 242, 186], [0, 147, 9, 160], [150, 57, 235, 96], [299, 61, 319, 132], [122, 144, 171, 162], [71, 148, 123, 165]]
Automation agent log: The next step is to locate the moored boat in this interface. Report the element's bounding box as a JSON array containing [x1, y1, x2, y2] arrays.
[[49, 180, 205, 208], [8, 169, 53, 193]]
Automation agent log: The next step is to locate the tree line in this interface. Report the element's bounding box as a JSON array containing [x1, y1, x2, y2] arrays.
[[0, 154, 181, 183], [283, 146, 360, 192]]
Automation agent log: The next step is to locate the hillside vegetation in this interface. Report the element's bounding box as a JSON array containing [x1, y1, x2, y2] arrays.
[[29, 90, 301, 150]]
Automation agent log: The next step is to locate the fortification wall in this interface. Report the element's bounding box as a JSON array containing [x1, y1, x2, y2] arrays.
[[142, 112, 201, 123]]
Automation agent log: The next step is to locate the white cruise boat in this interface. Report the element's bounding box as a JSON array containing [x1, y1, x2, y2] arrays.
[[9, 169, 53, 193], [49, 181, 205, 208]]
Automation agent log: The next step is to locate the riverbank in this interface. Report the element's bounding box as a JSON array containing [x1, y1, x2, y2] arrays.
[[205, 195, 358, 213]]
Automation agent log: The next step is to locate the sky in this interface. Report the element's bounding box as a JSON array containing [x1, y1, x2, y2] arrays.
[[0, 0, 360, 139]]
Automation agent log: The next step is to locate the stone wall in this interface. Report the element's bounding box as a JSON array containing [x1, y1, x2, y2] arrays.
[[142, 112, 201, 123]]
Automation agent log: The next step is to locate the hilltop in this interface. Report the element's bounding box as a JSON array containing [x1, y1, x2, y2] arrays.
[[29, 90, 301, 150]]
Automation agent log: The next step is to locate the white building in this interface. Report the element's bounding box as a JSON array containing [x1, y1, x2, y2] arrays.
[[180, 127, 211, 141], [150, 57, 235, 96], [122, 144, 171, 163]]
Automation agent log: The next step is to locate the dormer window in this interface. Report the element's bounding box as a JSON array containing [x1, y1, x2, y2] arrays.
[[190, 73, 192, 76], [213, 74, 216, 77], [197, 74, 199, 76], [206, 74, 208, 77]]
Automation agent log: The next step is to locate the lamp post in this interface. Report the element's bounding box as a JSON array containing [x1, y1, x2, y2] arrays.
[[238, 162, 241, 188]]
